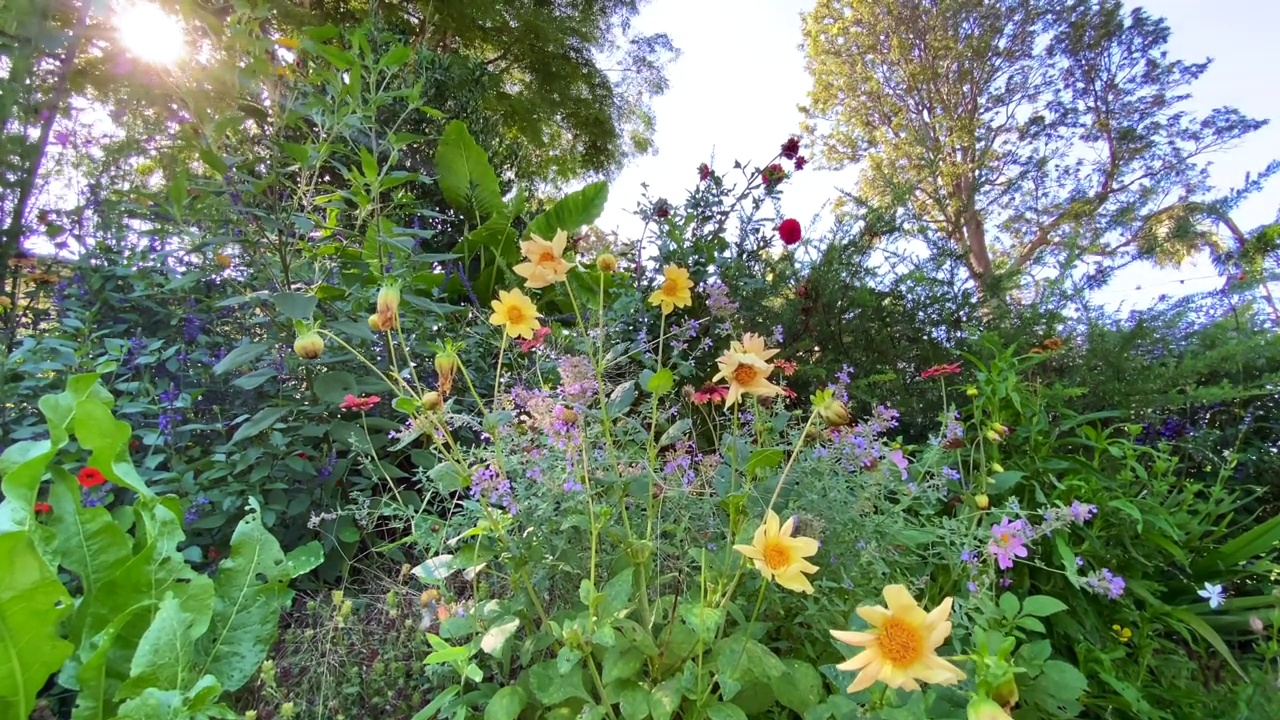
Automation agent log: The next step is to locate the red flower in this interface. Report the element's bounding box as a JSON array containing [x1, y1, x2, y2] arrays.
[[34, 501, 52, 514], [519, 326, 551, 352], [339, 394, 381, 412], [692, 384, 729, 405], [698, 163, 711, 182], [780, 136, 801, 160], [778, 218, 802, 246], [921, 362, 963, 379], [773, 359, 797, 376], [781, 386, 797, 400], [77, 467, 106, 488], [295, 451, 309, 459], [761, 163, 787, 186], [793, 155, 807, 171]]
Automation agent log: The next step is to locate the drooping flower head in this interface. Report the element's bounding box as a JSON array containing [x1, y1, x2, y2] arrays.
[[732, 509, 820, 593], [831, 584, 966, 693], [294, 329, 324, 360], [434, 344, 460, 395], [779, 218, 802, 246], [489, 289, 542, 339], [712, 339, 781, 407], [374, 280, 402, 330], [648, 264, 694, 315], [988, 517, 1029, 570], [513, 230, 572, 289], [692, 384, 729, 405]]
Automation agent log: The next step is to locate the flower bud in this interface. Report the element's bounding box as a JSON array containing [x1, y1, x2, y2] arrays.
[[985, 429, 1002, 443], [376, 281, 401, 330], [434, 349, 460, 395], [991, 675, 1019, 708], [966, 386, 979, 397], [280, 701, 296, 718], [596, 253, 618, 273], [368, 313, 392, 332], [293, 330, 324, 360], [991, 423, 1008, 436], [422, 391, 444, 412], [1249, 615, 1266, 634], [990, 462, 1004, 474], [814, 392, 851, 428], [975, 494, 990, 510], [967, 697, 1013, 720]]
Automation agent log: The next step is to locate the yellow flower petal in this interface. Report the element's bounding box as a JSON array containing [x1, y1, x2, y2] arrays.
[[856, 605, 891, 627], [830, 629, 877, 647]]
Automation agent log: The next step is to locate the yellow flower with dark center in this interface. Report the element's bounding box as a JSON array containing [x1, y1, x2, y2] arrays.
[[489, 288, 542, 339], [830, 584, 966, 693], [732, 510, 820, 593], [513, 230, 572, 288], [712, 349, 781, 406], [648, 264, 693, 315]]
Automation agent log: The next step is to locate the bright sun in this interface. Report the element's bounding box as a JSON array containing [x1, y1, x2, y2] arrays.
[[114, 2, 186, 65]]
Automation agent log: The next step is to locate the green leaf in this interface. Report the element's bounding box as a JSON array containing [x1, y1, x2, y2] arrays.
[[1024, 660, 1088, 717], [645, 368, 674, 395], [657, 419, 692, 448], [602, 644, 645, 686], [0, 531, 74, 720], [285, 542, 324, 577], [712, 635, 786, 686], [774, 659, 823, 714], [526, 181, 609, 242], [619, 683, 650, 720], [118, 591, 214, 698], [378, 45, 413, 70], [648, 677, 681, 720], [312, 372, 359, 405], [529, 661, 591, 705], [679, 603, 725, 646], [271, 292, 317, 321], [484, 686, 527, 720], [987, 470, 1024, 494], [998, 592, 1020, 619], [195, 506, 298, 692], [1168, 607, 1245, 679], [435, 120, 502, 220], [228, 407, 290, 445], [411, 685, 459, 720], [48, 476, 132, 633], [600, 569, 633, 618], [1020, 595, 1068, 618], [1198, 511, 1280, 573], [212, 343, 271, 375], [745, 448, 784, 475], [705, 703, 747, 720], [313, 43, 356, 69]]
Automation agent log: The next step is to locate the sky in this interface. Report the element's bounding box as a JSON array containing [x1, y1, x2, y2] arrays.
[[595, 0, 1280, 312]]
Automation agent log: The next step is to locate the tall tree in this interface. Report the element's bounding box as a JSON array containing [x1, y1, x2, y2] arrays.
[[801, 0, 1269, 295]]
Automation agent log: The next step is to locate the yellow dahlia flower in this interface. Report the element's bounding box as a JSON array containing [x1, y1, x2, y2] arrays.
[[712, 349, 781, 406], [830, 584, 966, 693], [489, 289, 542, 339], [648, 264, 693, 315], [513, 230, 572, 289], [734, 332, 780, 363], [732, 510, 820, 593]]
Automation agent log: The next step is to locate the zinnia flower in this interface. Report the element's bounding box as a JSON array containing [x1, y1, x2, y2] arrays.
[[830, 585, 966, 692], [779, 219, 802, 246], [513, 230, 572, 288], [772, 359, 797, 376], [78, 467, 107, 488], [712, 346, 781, 406], [921, 362, 962, 379], [339, 394, 381, 412], [489, 289, 542, 339], [648, 264, 694, 315], [692, 384, 728, 405], [732, 510, 820, 593]]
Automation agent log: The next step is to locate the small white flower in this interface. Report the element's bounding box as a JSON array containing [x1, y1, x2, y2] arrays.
[[1197, 582, 1227, 609]]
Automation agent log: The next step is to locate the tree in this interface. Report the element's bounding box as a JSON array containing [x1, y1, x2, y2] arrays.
[[801, 0, 1269, 296]]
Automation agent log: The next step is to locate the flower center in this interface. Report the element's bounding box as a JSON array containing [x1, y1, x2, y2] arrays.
[[506, 306, 525, 324], [878, 618, 924, 666], [661, 278, 681, 296], [539, 251, 557, 263], [762, 540, 790, 571], [732, 364, 759, 385]]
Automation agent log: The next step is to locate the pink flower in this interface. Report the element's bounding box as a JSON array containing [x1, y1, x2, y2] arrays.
[[692, 384, 728, 405], [698, 163, 711, 182], [921, 362, 962, 379], [340, 394, 381, 412], [886, 448, 909, 479], [988, 517, 1029, 570]]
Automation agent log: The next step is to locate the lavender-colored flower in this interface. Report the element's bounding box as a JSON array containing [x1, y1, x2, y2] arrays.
[[317, 451, 338, 480], [835, 364, 855, 386], [159, 385, 181, 406], [562, 478, 585, 492], [184, 496, 211, 525], [705, 282, 738, 317], [772, 325, 785, 345], [941, 466, 962, 483], [967, 581, 978, 593], [470, 463, 516, 514], [1068, 500, 1097, 524], [988, 517, 1029, 570], [82, 483, 113, 508], [182, 313, 203, 343], [1084, 568, 1126, 599], [1197, 582, 1227, 609]]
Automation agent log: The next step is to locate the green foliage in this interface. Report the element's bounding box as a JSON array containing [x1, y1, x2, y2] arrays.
[[0, 374, 319, 719]]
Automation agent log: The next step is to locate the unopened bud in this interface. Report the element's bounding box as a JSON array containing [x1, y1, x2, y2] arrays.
[[985, 429, 1002, 443], [375, 281, 401, 330], [368, 312, 393, 332], [434, 349, 460, 395], [1249, 615, 1265, 634], [967, 697, 1012, 720], [596, 253, 618, 273], [245, 712, 258, 720], [422, 391, 444, 412], [991, 675, 1019, 708], [991, 423, 1008, 436], [975, 494, 990, 510], [293, 331, 324, 360], [990, 462, 1004, 474], [814, 393, 851, 428], [966, 386, 979, 398]]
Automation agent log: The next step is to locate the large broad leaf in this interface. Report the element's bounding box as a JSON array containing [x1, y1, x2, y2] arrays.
[[117, 591, 215, 698], [113, 675, 232, 719], [73, 397, 153, 498], [435, 120, 502, 221], [525, 181, 608, 242], [49, 475, 133, 649], [194, 507, 308, 692], [228, 406, 291, 445], [0, 531, 74, 720]]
